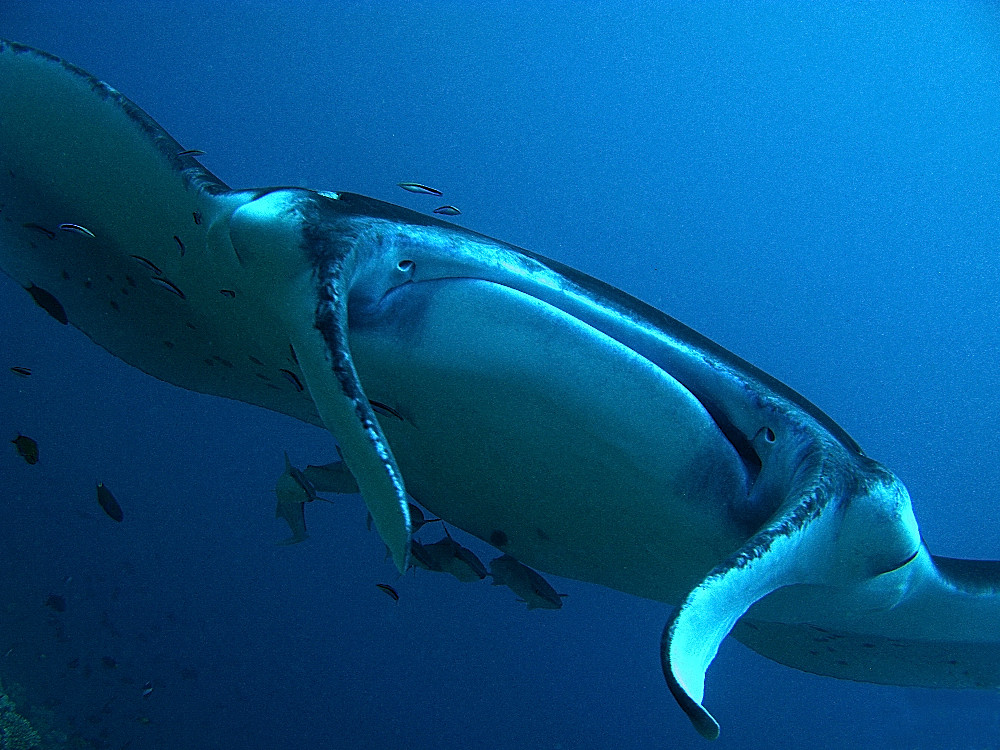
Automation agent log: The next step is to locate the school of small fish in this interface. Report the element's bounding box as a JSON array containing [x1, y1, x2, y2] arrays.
[[5, 358, 180, 747], [278, 454, 565, 609]]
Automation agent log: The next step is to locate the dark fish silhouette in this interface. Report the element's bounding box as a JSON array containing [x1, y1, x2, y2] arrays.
[[489, 554, 565, 609], [96, 482, 124, 522], [433, 205, 461, 216], [274, 452, 318, 544], [11, 434, 38, 464], [149, 276, 185, 299], [25, 283, 67, 324], [130, 254, 162, 275], [9, 366, 31, 377], [302, 459, 359, 494], [376, 583, 399, 601], [409, 540, 442, 572], [414, 527, 488, 582]]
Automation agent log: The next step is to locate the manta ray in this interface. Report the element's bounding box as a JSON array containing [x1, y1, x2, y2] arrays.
[[1, 40, 998, 739]]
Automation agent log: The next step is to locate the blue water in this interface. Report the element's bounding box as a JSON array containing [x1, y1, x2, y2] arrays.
[[4, 2, 1000, 748]]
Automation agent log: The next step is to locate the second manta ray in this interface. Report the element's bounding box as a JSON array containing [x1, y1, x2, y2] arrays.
[[0, 40, 997, 740]]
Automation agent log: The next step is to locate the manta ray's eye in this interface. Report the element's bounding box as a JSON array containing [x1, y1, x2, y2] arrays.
[[397, 259, 414, 273]]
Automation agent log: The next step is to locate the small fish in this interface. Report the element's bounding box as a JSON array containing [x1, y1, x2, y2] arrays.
[[141, 681, 154, 697], [415, 527, 487, 582], [45, 594, 66, 612], [23, 222, 55, 239], [433, 205, 461, 216], [489, 554, 565, 609], [177, 149, 206, 157], [58, 222, 96, 238], [410, 540, 443, 572], [130, 254, 163, 275], [10, 366, 30, 377], [25, 283, 68, 324], [279, 368, 304, 392], [173, 234, 185, 256], [193, 210, 203, 225], [149, 276, 186, 299], [11, 434, 38, 464], [219, 289, 236, 298], [96, 482, 124, 522], [274, 452, 318, 544], [376, 583, 399, 601], [301, 459, 359, 494], [369, 399, 403, 421], [398, 182, 443, 196]]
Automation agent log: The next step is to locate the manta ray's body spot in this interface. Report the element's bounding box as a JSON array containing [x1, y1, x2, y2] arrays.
[[490, 530, 509, 548], [109, 299, 119, 311]]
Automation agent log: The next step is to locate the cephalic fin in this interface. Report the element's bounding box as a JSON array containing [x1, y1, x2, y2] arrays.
[[661, 441, 841, 739]]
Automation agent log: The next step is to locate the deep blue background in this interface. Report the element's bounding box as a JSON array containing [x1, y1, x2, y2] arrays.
[[4, 2, 1000, 748]]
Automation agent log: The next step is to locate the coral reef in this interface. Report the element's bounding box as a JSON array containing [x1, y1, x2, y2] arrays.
[[0, 689, 40, 750]]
